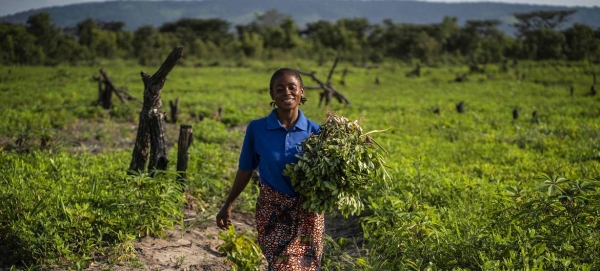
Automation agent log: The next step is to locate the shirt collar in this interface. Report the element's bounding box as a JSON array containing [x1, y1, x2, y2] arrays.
[[267, 108, 308, 131]]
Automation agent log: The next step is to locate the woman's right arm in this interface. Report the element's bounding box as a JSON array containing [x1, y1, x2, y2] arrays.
[[216, 169, 254, 230]]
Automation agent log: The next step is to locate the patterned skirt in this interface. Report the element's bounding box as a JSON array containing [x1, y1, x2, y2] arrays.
[[255, 184, 325, 271]]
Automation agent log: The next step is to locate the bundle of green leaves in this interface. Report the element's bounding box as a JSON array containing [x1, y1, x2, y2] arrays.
[[284, 113, 389, 218]]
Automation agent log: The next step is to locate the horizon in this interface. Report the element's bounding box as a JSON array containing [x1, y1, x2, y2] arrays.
[[1, 0, 598, 17]]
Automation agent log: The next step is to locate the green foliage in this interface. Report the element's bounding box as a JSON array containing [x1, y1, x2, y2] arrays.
[[1, 61, 599, 269], [2, 9, 600, 66], [507, 175, 600, 266], [284, 113, 388, 218], [108, 104, 136, 122], [217, 225, 263, 271], [321, 235, 365, 271], [0, 151, 184, 268]]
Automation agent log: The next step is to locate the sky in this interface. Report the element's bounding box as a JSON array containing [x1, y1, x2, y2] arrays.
[[0, 0, 598, 17]]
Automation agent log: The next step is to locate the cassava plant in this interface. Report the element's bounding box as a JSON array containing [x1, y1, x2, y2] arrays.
[[284, 112, 389, 218]]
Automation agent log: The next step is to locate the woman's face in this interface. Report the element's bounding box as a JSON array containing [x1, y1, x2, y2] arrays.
[[270, 73, 304, 110]]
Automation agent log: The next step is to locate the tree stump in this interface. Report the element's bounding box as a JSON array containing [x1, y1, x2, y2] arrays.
[[95, 69, 138, 109], [148, 109, 169, 176], [339, 68, 348, 86], [570, 86, 574, 96], [298, 57, 351, 107], [169, 97, 180, 123], [406, 64, 420, 77], [456, 101, 465, 113], [531, 110, 539, 124], [129, 46, 184, 173], [176, 124, 193, 188]]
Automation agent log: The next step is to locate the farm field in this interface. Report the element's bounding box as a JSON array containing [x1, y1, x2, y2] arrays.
[[1, 58, 599, 270]]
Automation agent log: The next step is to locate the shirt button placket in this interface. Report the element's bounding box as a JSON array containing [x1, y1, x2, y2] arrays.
[[285, 133, 290, 154]]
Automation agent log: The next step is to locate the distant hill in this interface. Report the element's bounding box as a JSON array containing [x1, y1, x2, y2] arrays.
[[1, 0, 599, 35]]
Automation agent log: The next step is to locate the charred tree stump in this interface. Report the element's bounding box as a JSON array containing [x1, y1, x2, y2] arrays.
[[339, 68, 348, 86], [176, 124, 193, 189], [298, 57, 351, 107], [129, 46, 184, 173], [100, 69, 128, 104], [148, 109, 169, 176], [512, 107, 519, 120], [591, 85, 597, 96], [406, 64, 421, 77], [570, 86, 574, 96], [169, 97, 180, 123], [455, 74, 467, 83], [456, 101, 465, 113], [99, 78, 113, 109], [531, 110, 539, 124], [94, 69, 138, 109]]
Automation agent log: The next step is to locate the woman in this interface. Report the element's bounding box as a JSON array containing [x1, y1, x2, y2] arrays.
[[216, 68, 325, 270]]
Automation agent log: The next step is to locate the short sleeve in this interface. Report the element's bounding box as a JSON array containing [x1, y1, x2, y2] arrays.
[[238, 121, 258, 171]]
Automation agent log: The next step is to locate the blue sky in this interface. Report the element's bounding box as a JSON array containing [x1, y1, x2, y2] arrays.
[[1, 0, 598, 17]]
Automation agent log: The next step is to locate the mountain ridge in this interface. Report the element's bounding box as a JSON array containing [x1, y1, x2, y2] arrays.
[[1, 0, 599, 34]]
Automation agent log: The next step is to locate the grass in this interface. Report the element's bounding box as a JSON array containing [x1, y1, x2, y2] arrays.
[[0, 58, 599, 270]]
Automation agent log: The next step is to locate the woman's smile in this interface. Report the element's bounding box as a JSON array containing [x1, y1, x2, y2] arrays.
[[271, 73, 304, 110]]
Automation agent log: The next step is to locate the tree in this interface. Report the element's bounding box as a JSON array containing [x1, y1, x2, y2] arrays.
[[411, 31, 440, 64], [512, 10, 575, 60], [75, 18, 122, 59], [76, 18, 98, 48], [54, 35, 88, 64], [239, 32, 264, 57], [133, 25, 162, 64], [159, 18, 233, 46], [98, 21, 125, 32], [562, 23, 599, 61], [26, 12, 60, 63], [0, 22, 44, 64], [513, 10, 576, 37], [525, 29, 566, 60], [236, 9, 301, 51], [450, 19, 507, 63]]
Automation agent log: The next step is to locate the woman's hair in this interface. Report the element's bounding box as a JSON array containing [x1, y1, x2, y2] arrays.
[[269, 68, 307, 108]]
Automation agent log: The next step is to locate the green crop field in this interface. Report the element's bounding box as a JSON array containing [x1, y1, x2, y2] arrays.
[[1, 58, 599, 270]]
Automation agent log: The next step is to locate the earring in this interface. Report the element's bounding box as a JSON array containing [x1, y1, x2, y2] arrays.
[[270, 100, 276, 108]]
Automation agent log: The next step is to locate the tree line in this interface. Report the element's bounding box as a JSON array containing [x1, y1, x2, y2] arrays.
[[1, 9, 599, 66]]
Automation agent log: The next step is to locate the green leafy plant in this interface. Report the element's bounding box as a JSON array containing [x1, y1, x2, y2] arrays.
[[217, 225, 263, 271], [284, 113, 389, 218]]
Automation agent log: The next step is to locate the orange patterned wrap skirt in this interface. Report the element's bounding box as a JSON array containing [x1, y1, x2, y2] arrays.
[[255, 184, 325, 271]]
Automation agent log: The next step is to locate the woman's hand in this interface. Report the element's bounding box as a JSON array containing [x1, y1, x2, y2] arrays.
[[216, 205, 232, 230], [216, 169, 253, 230]]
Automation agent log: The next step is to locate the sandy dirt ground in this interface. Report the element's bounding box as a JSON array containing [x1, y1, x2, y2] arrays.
[[78, 208, 261, 271], [83, 210, 362, 271]]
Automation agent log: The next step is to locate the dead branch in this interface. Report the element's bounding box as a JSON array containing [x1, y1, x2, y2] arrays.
[[297, 58, 350, 107], [100, 69, 128, 103]]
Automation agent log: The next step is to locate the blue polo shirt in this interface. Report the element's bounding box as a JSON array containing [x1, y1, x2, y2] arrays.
[[239, 109, 321, 197]]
